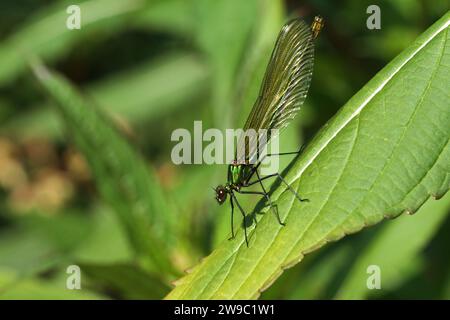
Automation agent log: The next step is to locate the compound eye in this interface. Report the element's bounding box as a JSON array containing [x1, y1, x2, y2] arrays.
[[215, 187, 227, 204]]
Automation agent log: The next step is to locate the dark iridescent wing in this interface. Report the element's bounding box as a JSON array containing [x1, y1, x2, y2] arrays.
[[236, 17, 316, 164]]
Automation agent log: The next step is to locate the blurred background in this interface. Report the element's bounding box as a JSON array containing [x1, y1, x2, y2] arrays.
[[0, 0, 449, 299]]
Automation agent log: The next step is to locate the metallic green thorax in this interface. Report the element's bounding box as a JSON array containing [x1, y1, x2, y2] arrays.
[[228, 164, 253, 187]]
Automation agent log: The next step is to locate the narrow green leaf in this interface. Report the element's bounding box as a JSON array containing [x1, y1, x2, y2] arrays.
[[73, 206, 133, 264], [193, 0, 259, 127], [166, 12, 450, 299], [0, 227, 62, 277], [1, 54, 209, 140], [30, 61, 178, 278], [0, 268, 105, 299], [133, 0, 195, 35]]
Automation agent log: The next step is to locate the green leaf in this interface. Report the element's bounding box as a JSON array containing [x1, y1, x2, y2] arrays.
[[166, 12, 450, 299], [133, 0, 196, 35], [30, 61, 178, 278], [0, 0, 146, 85], [0, 227, 62, 277], [335, 192, 450, 299], [192, 0, 259, 127], [233, 0, 283, 125], [73, 205, 133, 264], [0, 210, 93, 274]]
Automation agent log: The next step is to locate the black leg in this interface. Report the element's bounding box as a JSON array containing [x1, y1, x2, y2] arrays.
[[228, 195, 235, 240], [235, 190, 265, 227], [255, 145, 306, 167], [255, 170, 285, 226], [242, 147, 305, 186], [245, 145, 305, 185], [230, 192, 249, 247], [239, 181, 284, 226], [247, 172, 308, 203]]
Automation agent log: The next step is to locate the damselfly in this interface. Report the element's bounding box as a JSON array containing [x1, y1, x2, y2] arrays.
[[214, 16, 324, 246]]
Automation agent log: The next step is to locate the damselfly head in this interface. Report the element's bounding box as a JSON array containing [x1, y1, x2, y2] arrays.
[[311, 15, 324, 39], [215, 185, 228, 205]]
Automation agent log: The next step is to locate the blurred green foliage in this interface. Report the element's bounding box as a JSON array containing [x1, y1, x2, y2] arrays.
[[0, 0, 449, 299]]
